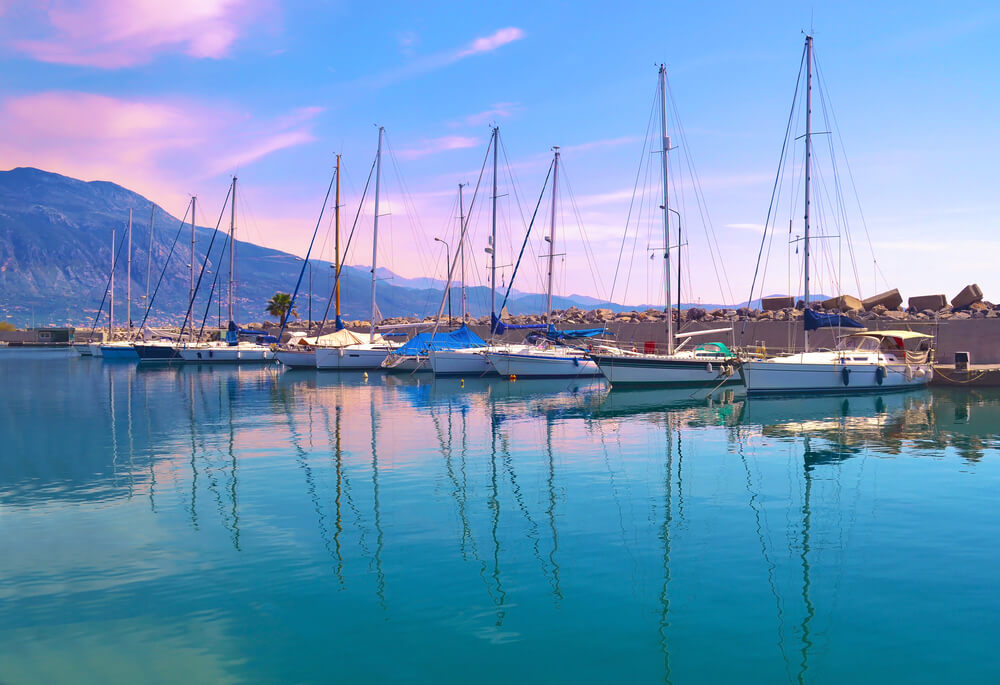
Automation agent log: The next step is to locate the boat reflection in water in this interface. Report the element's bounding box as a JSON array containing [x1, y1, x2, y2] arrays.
[[3, 360, 1000, 683]]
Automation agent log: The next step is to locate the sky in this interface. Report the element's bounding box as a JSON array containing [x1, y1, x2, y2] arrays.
[[1, 0, 998, 307]]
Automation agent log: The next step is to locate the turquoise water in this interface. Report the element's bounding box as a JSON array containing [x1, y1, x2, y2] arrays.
[[2, 359, 999, 684]]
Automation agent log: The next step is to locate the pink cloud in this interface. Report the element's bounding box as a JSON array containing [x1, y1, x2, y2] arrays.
[[455, 27, 524, 58], [395, 136, 479, 161], [0, 91, 320, 207], [11, 0, 268, 68]]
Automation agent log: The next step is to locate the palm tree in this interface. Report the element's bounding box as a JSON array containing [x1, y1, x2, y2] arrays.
[[265, 292, 297, 328]]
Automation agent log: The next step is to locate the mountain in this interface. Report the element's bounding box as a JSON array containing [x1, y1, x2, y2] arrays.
[[0, 168, 660, 328]]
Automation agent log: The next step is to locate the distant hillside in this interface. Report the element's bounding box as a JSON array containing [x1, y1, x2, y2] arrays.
[[0, 167, 717, 327]]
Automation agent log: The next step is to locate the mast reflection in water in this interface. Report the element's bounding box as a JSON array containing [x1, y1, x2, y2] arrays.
[[2, 360, 999, 683]]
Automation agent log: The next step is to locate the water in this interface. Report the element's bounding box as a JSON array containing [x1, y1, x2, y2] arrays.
[[2, 358, 999, 684]]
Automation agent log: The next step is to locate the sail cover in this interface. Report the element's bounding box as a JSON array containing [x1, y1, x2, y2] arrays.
[[395, 325, 486, 356], [804, 309, 865, 331]]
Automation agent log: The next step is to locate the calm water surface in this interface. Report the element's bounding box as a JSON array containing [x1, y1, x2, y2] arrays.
[[2, 358, 999, 683]]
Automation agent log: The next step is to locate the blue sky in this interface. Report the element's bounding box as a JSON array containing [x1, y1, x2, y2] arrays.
[[1, 1, 998, 306]]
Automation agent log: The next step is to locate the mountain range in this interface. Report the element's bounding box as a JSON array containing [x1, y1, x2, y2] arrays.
[[0, 167, 681, 328]]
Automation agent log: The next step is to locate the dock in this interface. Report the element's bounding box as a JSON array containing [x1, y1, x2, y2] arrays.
[[931, 364, 1000, 387]]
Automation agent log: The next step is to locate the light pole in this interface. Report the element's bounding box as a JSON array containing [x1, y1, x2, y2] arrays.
[[668, 207, 682, 324], [434, 237, 452, 326]]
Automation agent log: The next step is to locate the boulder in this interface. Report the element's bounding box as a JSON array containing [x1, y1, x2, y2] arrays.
[[761, 296, 794, 311], [971, 301, 989, 311], [593, 308, 614, 321], [951, 284, 983, 310], [882, 310, 907, 320], [908, 294, 947, 312], [862, 289, 903, 311], [687, 307, 706, 321], [953, 311, 972, 320], [821, 295, 863, 312], [872, 304, 888, 315]]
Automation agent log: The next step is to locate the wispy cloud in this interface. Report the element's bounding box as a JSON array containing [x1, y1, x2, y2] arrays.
[[11, 0, 269, 68], [360, 27, 525, 88], [452, 102, 521, 128], [395, 135, 479, 161], [560, 136, 639, 154], [0, 91, 319, 206]]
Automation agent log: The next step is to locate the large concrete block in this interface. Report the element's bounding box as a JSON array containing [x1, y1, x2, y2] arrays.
[[862, 289, 902, 311], [908, 294, 947, 311], [761, 296, 794, 311], [951, 284, 983, 309], [821, 294, 863, 311]]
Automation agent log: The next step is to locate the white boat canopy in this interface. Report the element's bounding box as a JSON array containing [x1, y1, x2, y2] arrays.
[[840, 330, 933, 340]]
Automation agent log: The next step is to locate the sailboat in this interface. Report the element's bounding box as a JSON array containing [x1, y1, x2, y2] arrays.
[[383, 182, 488, 372], [315, 127, 399, 370], [429, 128, 504, 377], [277, 155, 344, 369], [483, 146, 602, 378], [740, 36, 934, 394], [102, 209, 140, 360], [177, 176, 275, 363], [589, 65, 739, 387]]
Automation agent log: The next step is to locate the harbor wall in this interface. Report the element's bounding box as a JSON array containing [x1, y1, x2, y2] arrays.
[[469, 319, 1000, 364]]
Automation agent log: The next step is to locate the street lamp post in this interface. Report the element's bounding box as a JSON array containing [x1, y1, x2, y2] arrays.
[[434, 237, 452, 326]]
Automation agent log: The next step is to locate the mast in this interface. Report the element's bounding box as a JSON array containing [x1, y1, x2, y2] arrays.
[[803, 35, 814, 352], [659, 65, 674, 354], [126, 208, 132, 330], [370, 126, 384, 343], [109, 228, 115, 339], [458, 182, 467, 321], [229, 177, 237, 323], [490, 126, 499, 326], [545, 146, 560, 324], [190, 195, 196, 332], [335, 154, 342, 326]]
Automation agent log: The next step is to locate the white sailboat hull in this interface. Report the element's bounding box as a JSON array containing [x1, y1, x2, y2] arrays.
[[486, 348, 601, 378], [276, 349, 316, 368], [315, 346, 391, 370], [177, 344, 274, 363], [429, 349, 495, 376], [742, 358, 932, 394], [591, 353, 739, 387]]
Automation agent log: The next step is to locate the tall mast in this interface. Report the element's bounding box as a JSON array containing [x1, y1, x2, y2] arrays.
[[229, 177, 237, 323], [126, 208, 132, 330], [458, 182, 467, 321], [190, 195, 196, 329], [490, 126, 499, 326], [545, 146, 560, 324], [369, 126, 384, 343], [803, 35, 814, 352], [335, 154, 342, 325], [109, 228, 115, 339], [659, 65, 674, 354]]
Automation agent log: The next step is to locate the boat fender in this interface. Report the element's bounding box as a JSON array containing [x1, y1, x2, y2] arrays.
[[875, 365, 886, 385], [724, 364, 734, 377], [706, 362, 714, 373], [197, 351, 202, 359], [208, 350, 213, 358], [915, 367, 926, 379], [926, 366, 934, 381], [841, 366, 851, 386], [339, 348, 345, 358], [904, 366, 914, 382], [573, 357, 580, 366]]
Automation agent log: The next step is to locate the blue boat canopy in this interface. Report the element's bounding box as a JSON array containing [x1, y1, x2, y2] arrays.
[[226, 320, 278, 345], [804, 309, 865, 331], [395, 324, 486, 356]]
